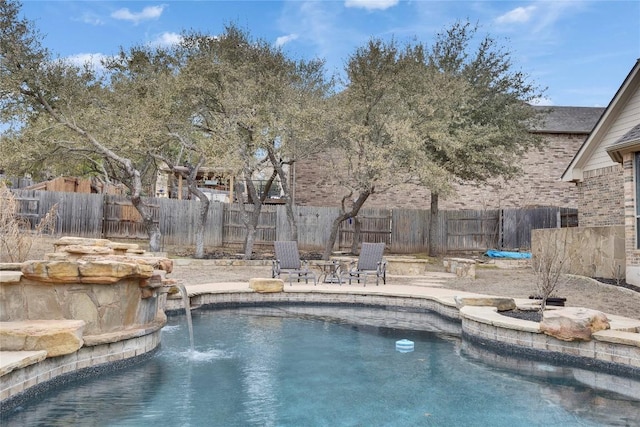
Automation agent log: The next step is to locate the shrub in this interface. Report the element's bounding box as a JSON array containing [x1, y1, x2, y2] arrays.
[[531, 232, 570, 312], [0, 183, 57, 262]]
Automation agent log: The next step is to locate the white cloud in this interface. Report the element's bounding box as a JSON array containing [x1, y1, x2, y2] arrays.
[[111, 5, 165, 25], [65, 53, 109, 73], [495, 5, 537, 24], [344, 0, 399, 11], [495, 2, 583, 34], [275, 33, 299, 47], [78, 12, 104, 26], [150, 32, 183, 47]]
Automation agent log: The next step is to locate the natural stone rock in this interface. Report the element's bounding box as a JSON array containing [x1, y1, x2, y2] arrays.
[[455, 296, 516, 312], [54, 237, 112, 250], [22, 259, 155, 284], [45, 261, 81, 281], [69, 293, 99, 329], [0, 320, 85, 357], [107, 242, 140, 254], [155, 258, 173, 273], [21, 260, 50, 281], [385, 258, 429, 275], [78, 259, 152, 283], [126, 249, 147, 255], [0, 263, 23, 271], [0, 271, 22, 284], [249, 278, 284, 293], [443, 258, 477, 279], [24, 285, 64, 320], [45, 252, 70, 261], [60, 244, 115, 260], [540, 307, 610, 341], [82, 255, 172, 274], [0, 350, 48, 376]]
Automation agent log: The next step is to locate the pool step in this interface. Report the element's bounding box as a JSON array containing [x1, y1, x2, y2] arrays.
[[0, 320, 85, 358]]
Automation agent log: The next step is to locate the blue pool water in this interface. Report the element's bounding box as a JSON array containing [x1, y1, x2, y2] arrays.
[[3, 306, 640, 426]]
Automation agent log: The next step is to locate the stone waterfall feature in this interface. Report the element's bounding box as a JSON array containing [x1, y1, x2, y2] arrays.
[[1, 237, 176, 403]]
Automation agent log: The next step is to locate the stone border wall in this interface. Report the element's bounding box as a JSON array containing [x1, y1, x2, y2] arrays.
[[461, 306, 640, 377], [181, 291, 462, 321], [531, 226, 625, 279], [1, 330, 162, 409]]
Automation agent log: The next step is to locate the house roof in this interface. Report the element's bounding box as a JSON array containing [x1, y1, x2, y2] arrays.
[[606, 122, 640, 162], [530, 105, 605, 134], [561, 59, 640, 182]]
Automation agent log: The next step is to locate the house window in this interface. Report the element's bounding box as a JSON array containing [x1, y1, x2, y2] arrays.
[[636, 153, 640, 248]]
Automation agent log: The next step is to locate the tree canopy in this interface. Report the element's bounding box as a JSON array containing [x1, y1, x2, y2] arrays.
[[2, 0, 544, 258], [319, 23, 544, 258]]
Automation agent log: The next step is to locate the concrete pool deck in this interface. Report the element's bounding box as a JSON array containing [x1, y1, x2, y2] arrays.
[[3, 271, 640, 404]]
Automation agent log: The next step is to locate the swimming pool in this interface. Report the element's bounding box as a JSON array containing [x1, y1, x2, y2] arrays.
[[3, 306, 640, 426]]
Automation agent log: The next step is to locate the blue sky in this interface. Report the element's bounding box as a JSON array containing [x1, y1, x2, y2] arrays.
[[19, 0, 640, 107]]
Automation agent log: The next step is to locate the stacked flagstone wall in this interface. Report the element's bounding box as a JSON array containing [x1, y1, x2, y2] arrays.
[[0, 237, 175, 405]]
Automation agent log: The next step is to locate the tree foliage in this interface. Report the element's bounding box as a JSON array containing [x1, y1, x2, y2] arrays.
[[2, 0, 544, 259], [1, 0, 170, 251], [177, 25, 332, 258], [321, 22, 544, 258]]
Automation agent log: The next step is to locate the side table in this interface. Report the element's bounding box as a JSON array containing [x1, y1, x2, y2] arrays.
[[318, 261, 342, 284]]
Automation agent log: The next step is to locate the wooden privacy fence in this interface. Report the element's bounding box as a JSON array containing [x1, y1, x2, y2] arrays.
[[10, 190, 577, 254]]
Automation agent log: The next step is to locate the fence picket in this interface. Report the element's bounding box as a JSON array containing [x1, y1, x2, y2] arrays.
[[10, 190, 577, 254]]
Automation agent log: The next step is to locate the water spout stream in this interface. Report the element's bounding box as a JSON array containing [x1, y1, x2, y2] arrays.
[[176, 283, 195, 351]]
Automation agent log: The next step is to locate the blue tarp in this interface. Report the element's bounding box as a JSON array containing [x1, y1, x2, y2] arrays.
[[485, 249, 531, 259]]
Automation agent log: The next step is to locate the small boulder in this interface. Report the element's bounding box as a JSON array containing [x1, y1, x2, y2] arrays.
[[454, 296, 516, 312], [540, 307, 610, 341], [443, 258, 476, 279]]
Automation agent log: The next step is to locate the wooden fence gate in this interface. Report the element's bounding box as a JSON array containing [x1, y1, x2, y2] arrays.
[[102, 195, 159, 240], [500, 207, 578, 250], [338, 208, 392, 251]]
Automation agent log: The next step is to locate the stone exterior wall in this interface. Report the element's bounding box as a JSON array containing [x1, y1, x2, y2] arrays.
[[531, 226, 625, 279], [294, 133, 585, 210], [577, 165, 624, 227], [1, 277, 161, 336]]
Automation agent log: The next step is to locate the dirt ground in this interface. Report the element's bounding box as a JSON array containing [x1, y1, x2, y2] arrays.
[[22, 236, 640, 321], [167, 258, 640, 321]]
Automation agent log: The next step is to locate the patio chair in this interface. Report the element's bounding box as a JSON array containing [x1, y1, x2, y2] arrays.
[[347, 242, 387, 286], [272, 241, 317, 285]]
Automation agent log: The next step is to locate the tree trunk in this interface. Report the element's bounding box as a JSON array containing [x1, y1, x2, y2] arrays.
[[242, 205, 262, 259], [235, 174, 265, 260], [428, 192, 439, 257], [323, 214, 347, 260], [160, 154, 209, 259], [267, 145, 298, 240], [194, 199, 208, 259], [351, 216, 362, 254], [185, 161, 209, 259], [130, 194, 161, 253], [322, 189, 371, 260]]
